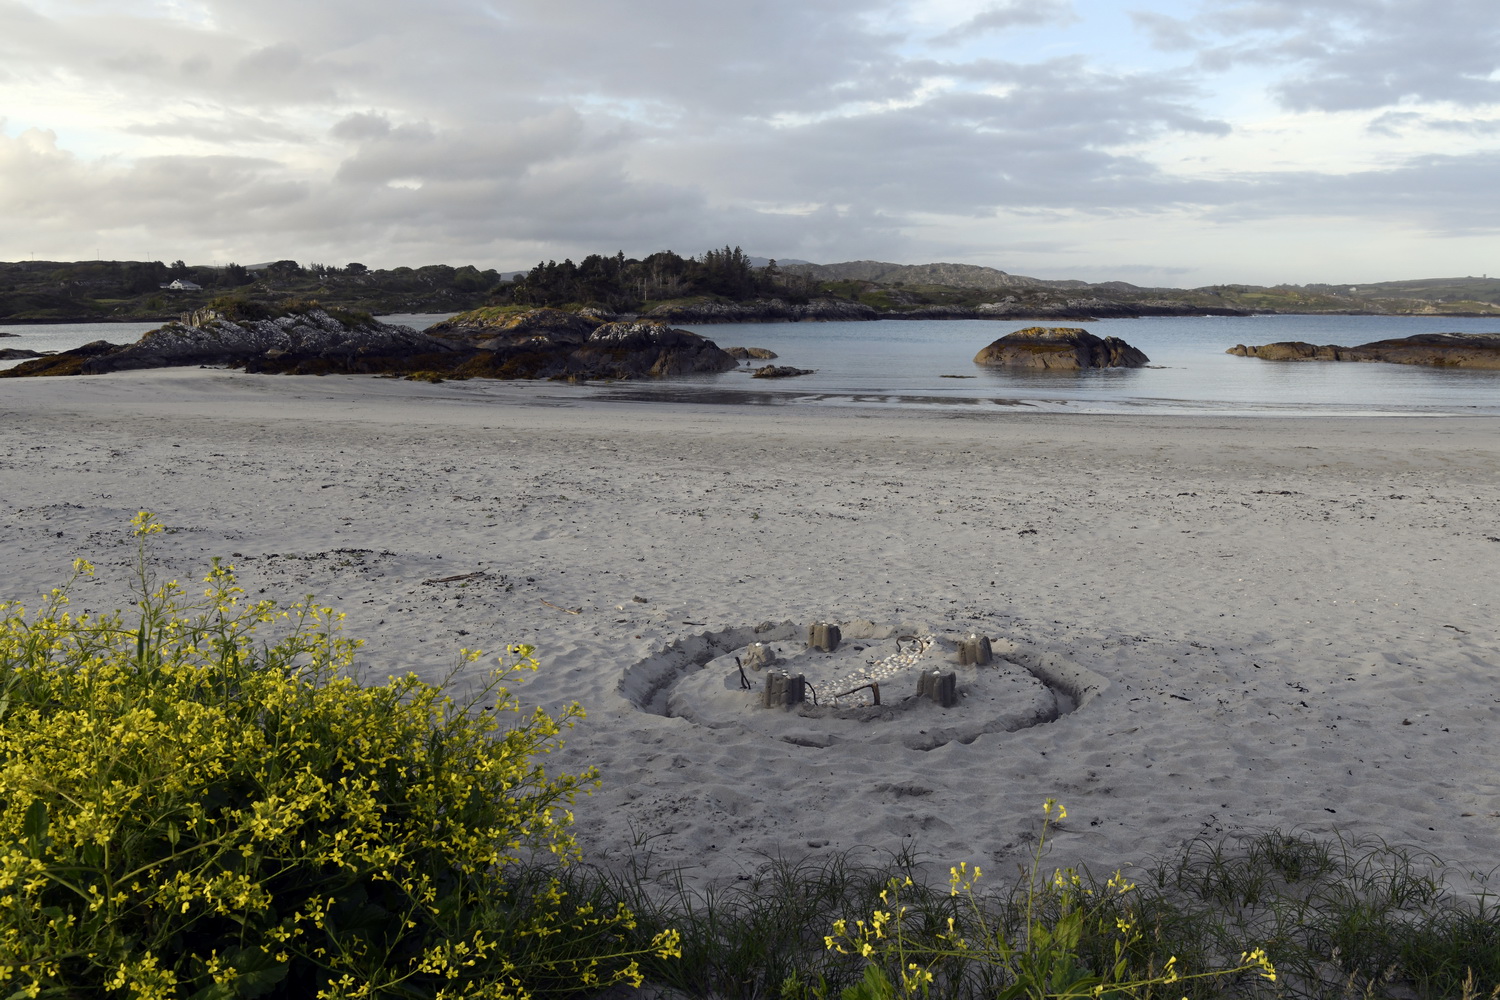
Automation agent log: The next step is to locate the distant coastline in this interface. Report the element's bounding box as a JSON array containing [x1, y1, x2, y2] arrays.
[[3, 254, 1497, 325]]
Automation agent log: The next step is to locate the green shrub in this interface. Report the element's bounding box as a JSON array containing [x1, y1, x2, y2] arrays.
[[0, 512, 678, 999], [823, 801, 1277, 1000], [205, 296, 277, 322]]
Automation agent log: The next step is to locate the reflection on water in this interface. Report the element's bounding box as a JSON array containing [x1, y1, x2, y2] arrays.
[[5, 312, 1498, 415], [657, 315, 1500, 416]]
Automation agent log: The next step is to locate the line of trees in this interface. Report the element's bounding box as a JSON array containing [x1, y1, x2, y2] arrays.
[[0, 259, 505, 321], [505, 247, 802, 309]]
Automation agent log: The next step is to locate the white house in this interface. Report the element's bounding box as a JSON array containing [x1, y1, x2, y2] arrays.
[[165, 279, 202, 292]]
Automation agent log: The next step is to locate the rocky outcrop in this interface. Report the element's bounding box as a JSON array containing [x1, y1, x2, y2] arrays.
[[0, 348, 44, 360], [425, 307, 598, 348], [645, 298, 879, 323], [564, 321, 737, 378], [724, 346, 778, 359], [1226, 342, 1335, 361], [973, 326, 1149, 370], [1, 340, 125, 376], [435, 313, 737, 380], [1, 307, 738, 381], [1, 307, 455, 378], [1228, 333, 1500, 368], [750, 365, 814, 378]]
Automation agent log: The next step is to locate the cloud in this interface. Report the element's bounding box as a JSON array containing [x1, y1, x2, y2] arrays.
[[124, 113, 308, 145], [1178, 0, 1500, 112], [1367, 111, 1500, 138], [3, 0, 1500, 282], [930, 0, 1077, 44], [1128, 10, 1203, 52]]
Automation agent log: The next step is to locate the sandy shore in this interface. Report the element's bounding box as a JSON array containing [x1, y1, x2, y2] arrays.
[[3, 369, 1498, 891]]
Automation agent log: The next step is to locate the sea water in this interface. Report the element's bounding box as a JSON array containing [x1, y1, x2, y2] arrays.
[[644, 315, 1500, 417], [3, 313, 1498, 417]]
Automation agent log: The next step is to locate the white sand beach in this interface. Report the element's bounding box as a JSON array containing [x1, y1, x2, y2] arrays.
[[3, 369, 1498, 890]]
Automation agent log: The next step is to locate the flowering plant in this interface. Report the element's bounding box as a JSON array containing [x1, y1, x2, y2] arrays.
[[0, 513, 678, 999], [825, 799, 1275, 999]]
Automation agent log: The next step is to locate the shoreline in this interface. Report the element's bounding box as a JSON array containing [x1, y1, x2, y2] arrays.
[[7, 307, 1500, 328], [4, 368, 1499, 891]]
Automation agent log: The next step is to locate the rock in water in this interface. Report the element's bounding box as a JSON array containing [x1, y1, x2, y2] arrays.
[[1, 305, 738, 381], [573, 321, 738, 378], [1228, 333, 1500, 369], [0, 308, 448, 377], [426, 307, 597, 349], [750, 365, 815, 378], [1, 340, 125, 376], [972, 326, 1149, 370]]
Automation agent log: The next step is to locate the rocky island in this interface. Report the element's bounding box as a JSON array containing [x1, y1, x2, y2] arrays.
[[0, 303, 739, 381], [972, 326, 1149, 370], [1227, 332, 1500, 368]]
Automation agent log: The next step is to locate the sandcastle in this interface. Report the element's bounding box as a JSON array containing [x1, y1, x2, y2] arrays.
[[620, 620, 1107, 751]]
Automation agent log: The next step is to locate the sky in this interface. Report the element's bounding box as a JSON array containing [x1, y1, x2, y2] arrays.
[[1, 0, 1498, 287]]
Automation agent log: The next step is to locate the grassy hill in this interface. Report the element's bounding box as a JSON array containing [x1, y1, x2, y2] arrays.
[[5, 255, 1499, 324]]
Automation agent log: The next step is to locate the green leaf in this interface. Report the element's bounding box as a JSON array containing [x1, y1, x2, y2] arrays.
[[221, 947, 290, 999], [841, 965, 895, 1000], [22, 799, 48, 855]]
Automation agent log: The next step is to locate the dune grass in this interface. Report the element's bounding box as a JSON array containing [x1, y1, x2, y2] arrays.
[[2, 518, 1496, 999], [558, 823, 1496, 1000]]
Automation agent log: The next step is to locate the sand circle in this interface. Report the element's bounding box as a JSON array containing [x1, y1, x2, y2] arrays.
[[621, 620, 1089, 750]]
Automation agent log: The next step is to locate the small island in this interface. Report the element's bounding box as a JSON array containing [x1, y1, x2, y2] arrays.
[[1227, 332, 1500, 369], [0, 302, 738, 381], [973, 326, 1149, 370]]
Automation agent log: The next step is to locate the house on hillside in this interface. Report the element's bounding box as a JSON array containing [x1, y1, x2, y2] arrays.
[[162, 279, 203, 292]]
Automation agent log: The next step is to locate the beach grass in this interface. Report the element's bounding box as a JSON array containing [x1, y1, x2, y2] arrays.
[[3, 519, 1497, 1000], [567, 827, 1496, 999]]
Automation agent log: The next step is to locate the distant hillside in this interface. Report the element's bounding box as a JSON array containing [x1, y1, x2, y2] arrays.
[[1305, 276, 1500, 305], [3, 253, 1497, 324], [788, 261, 1500, 317], [0, 259, 501, 322], [791, 260, 1042, 290]]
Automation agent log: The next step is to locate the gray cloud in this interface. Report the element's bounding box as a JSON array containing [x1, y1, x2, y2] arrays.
[[124, 113, 308, 145], [1368, 111, 1500, 138], [2, 0, 1500, 281], [1128, 10, 1204, 52], [930, 0, 1077, 45], [1176, 0, 1500, 112]]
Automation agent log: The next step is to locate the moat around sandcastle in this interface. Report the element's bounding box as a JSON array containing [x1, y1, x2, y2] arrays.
[[621, 620, 1108, 751]]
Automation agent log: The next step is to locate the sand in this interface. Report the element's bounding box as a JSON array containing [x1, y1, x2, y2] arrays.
[[3, 368, 1498, 892]]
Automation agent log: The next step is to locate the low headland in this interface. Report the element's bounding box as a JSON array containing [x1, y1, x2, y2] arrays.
[[5, 250, 1500, 324], [1228, 332, 1500, 368]]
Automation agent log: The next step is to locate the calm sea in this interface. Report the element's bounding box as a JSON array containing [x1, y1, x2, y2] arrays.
[[4, 313, 1498, 417]]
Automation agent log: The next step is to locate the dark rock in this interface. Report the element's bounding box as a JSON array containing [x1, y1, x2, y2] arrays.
[[573, 321, 737, 378], [0, 340, 124, 377], [1228, 333, 1500, 368], [1, 307, 737, 381], [0, 331, 18, 338], [751, 365, 815, 378], [426, 307, 598, 349], [1226, 342, 1336, 361], [973, 326, 1149, 370], [725, 346, 779, 359], [0, 348, 45, 360]]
